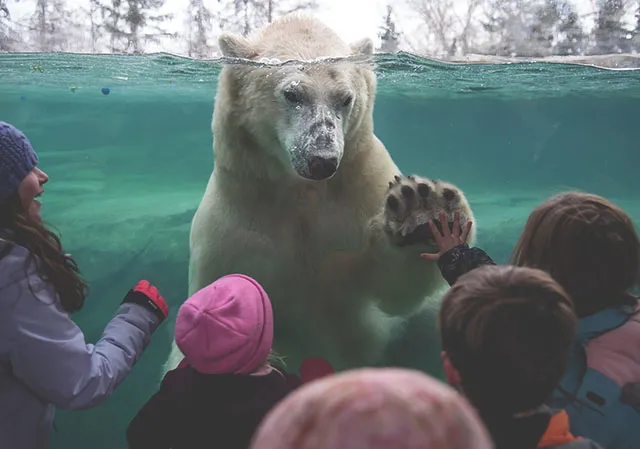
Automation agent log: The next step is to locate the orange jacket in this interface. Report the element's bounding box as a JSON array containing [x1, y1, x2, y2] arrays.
[[538, 410, 578, 447]]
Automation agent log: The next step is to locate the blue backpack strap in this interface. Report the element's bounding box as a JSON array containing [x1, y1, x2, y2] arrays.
[[574, 306, 633, 346], [559, 306, 633, 409], [550, 304, 640, 449]]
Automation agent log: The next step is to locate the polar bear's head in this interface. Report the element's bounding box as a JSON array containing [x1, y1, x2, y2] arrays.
[[214, 15, 376, 182]]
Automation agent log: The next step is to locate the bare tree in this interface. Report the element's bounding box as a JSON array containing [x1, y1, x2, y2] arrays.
[[100, 0, 123, 52], [262, 0, 318, 23], [458, 0, 482, 54], [186, 0, 213, 57], [27, 0, 80, 51], [405, 0, 481, 58], [217, 0, 318, 37], [0, 0, 21, 50], [82, 0, 105, 53], [0, 0, 8, 19], [100, 0, 174, 53]]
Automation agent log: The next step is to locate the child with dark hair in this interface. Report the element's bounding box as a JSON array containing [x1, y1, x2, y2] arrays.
[[0, 121, 169, 449], [425, 192, 640, 449], [438, 263, 602, 449]]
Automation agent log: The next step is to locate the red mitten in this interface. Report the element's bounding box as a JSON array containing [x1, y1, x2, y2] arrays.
[[300, 357, 335, 384], [122, 280, 169, 321]]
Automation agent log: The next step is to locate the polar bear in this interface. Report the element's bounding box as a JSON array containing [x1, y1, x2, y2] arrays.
[[164, 14, 475, 374]]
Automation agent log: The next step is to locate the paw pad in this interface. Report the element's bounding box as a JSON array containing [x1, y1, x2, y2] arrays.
[[443, 188, 456, 202], [386, 194, 399, 211], [401, 185, 414, 199], [417, 183, 430, 198]]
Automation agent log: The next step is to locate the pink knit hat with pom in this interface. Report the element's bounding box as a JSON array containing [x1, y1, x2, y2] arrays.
[[175, 274, 273, 375], [250, 367, 493, 449]]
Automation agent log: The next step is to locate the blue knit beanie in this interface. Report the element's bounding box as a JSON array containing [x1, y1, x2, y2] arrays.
[[0, 121, 39, 205]]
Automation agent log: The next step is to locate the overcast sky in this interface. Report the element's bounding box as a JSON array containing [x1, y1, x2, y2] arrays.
[[7, 0, 600, 54]]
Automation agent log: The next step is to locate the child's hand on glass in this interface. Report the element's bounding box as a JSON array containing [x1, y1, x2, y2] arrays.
[[420, 211, 472, 261]]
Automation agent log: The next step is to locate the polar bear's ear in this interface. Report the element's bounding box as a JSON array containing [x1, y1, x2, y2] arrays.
[[350, 38, 374, 57], [218, 33, 257, 59]]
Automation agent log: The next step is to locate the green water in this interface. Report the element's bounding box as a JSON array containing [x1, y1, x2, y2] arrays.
[[1, 51, 639, 449]]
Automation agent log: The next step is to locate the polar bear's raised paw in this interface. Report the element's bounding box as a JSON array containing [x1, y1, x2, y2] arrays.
[[383, 175, 471, 248]]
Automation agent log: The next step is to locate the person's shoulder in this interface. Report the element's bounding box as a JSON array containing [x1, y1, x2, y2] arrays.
[[0, 237, 38, 291], [142, 368, 184, 405], [161, 366, 193, 386], [0, 237, 31, 265]]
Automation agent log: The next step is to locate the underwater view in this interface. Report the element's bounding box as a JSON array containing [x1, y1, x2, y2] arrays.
[[1, 48, 639, 448]]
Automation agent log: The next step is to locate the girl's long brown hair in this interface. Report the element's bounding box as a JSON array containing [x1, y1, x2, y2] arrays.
[[0, 192, 88, 314], [510, 191, 639, 317]]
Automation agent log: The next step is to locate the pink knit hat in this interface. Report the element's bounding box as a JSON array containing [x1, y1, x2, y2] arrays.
[[250, 367, 493, 449], [175, 274, 273, 375]]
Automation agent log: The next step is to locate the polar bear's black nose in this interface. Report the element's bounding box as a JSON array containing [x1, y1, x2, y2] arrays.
[[308, 156, 339, 180]]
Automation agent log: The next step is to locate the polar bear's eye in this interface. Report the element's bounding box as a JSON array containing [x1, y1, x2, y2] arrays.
[[342, 95, 353, 108], [284, 90, 301, 104]]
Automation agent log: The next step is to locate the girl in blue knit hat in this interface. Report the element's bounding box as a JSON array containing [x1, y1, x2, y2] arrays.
[[0, 121, 171, 449]]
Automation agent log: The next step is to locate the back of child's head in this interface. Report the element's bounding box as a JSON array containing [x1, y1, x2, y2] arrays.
[[175, 273, 273, 375], [249, 367, 493, 449], [438, 264, 577, 419], [511, 191, 639, 317]]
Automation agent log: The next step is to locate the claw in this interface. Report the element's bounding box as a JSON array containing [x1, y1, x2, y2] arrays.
[[388, 181, 394, 189], [408, 175, 415, 181], [394, 175, 401, 183]]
